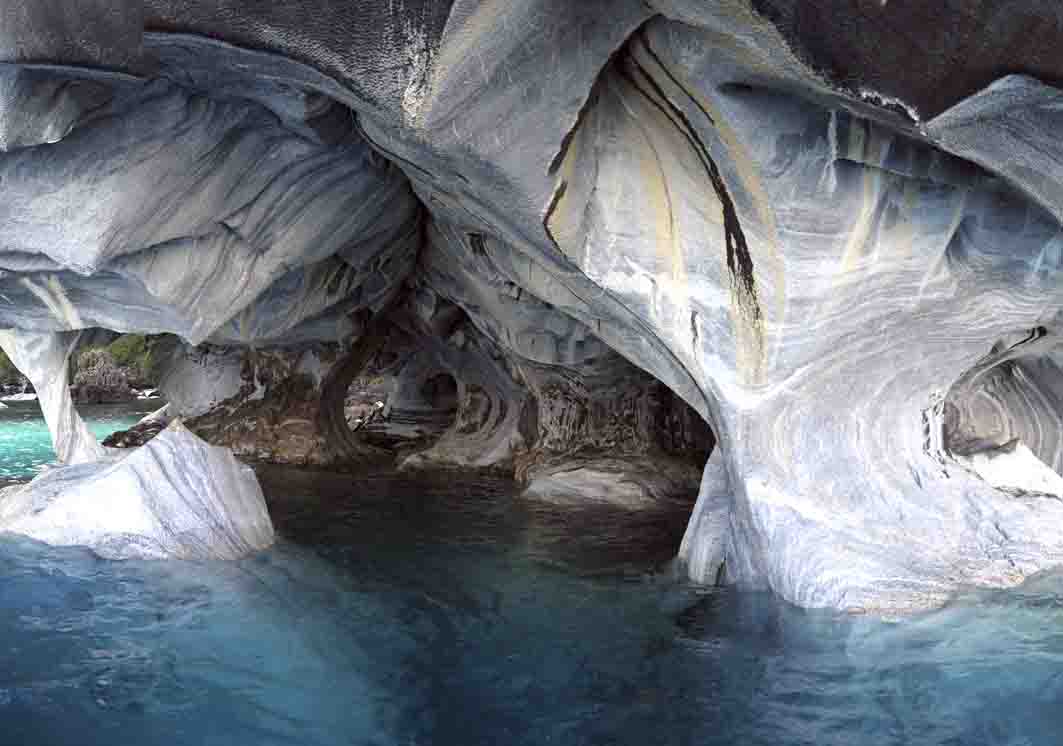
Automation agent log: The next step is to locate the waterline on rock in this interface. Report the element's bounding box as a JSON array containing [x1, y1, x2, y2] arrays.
[[0, 400, 160, 483], [3, 467, 1063, 744]]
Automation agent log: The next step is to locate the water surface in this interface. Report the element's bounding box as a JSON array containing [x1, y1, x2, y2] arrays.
[[1, 419, 1063, 744], [0, 399, 160, 482]]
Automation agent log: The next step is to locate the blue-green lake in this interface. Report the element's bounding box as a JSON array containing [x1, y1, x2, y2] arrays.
[[0, 399, 161, 483]]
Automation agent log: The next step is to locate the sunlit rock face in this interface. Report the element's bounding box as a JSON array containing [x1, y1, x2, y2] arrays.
[[4, 1, 1063, 609], [158, 343, 245, 419], [0, 424, 273, 559]]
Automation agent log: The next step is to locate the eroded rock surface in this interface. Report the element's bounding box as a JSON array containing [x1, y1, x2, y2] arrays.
[[0, 423, 273, 559], [2, 1, 1063, 610], [0, 330, 104, 465]]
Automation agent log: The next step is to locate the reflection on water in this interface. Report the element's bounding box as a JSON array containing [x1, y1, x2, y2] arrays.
[[2, 465, 1063, 745], [0, 400, 160, 482]]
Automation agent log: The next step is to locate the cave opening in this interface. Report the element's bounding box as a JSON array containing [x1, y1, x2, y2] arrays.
[[942, 327, 1063, 495], [0, 16, 730, 589], [420, 372, 459, 411], [17, 2, 1063, 741], [236, 262, 723, 573], [343, 356, 462, 453]]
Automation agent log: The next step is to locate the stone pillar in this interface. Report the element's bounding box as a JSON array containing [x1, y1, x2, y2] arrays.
[[0, 329, 105, 464]]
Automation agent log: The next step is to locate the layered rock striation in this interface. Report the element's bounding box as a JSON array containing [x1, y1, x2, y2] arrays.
[[0, 422, 274, 560], [0, 1, 1062, 610]]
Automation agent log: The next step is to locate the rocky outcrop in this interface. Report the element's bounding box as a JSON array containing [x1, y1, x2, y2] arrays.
[[0, 422, 273, 559], [4, 1, 1063, 610], [187, 345, 358, 466], [108, 343, 356, 465], [103, 404, 171, 449], [70, 347, 136, 404]]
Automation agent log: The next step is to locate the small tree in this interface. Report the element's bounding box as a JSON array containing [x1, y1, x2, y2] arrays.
[[105, 334, 166, 387]]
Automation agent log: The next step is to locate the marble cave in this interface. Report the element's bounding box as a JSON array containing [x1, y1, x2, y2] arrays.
[[1, 1, 1063, 622]]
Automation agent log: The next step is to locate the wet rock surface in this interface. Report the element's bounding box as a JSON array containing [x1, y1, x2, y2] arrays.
[[0, 423, 274, 559], [3, 1, 1063, 610]]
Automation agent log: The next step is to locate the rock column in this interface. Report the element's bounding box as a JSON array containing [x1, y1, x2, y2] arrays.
[[0, 330, 105, 464]]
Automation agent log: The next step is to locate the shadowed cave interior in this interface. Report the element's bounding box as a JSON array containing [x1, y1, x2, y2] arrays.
[[942, 328, 1063, 495]]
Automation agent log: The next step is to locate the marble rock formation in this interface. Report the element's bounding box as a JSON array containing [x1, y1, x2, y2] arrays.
[[0, 330, 104, 465], [2, 1, 1063, 610], [0, 422, 274, 560]]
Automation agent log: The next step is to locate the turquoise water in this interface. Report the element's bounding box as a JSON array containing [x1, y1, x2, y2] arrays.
[[0, 399, 161, 482], [2, 427, 1063, 744]]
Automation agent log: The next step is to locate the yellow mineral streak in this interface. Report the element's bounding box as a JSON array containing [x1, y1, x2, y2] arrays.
[[548, 138, 578, 252], [634, 42, 776, 386], [838, 119, 889, 275], [421, 0, 511, 125], [634, 109, 684, 286]]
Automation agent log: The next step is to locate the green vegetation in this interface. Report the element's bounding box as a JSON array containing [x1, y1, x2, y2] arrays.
[[0, 333, 167, 390], [84, 334, 165, 388], [74, 347, 129, 391], [0, 348, 20, 385], [71, 334, 167, 400], [105, 334, 164, 386]]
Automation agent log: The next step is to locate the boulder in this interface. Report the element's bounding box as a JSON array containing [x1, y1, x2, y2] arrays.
[[0, 422, 274, 560]]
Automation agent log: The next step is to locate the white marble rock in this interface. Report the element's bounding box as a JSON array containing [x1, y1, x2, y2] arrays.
[[3, 1, 1063, 612], [0, 422, 274, 560]]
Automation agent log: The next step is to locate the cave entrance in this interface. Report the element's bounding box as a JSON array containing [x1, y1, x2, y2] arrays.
[[420, 372, 459, 412], [516, 367, 716, 575], [343, 350, 460, 453], [942, 328, 1063, 494]]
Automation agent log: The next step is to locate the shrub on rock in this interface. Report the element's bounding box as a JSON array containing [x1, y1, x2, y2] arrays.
[[72, 347, 134, 404]]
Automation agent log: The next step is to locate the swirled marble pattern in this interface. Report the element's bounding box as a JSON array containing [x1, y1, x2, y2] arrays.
[[2, 1, 1063, 607], [0, 423, 274, 559]]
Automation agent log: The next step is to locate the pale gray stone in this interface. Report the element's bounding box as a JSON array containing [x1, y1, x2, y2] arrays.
[[1, 0, 1063, 610], [0, 329, 103, 464], [159, 343, 244, 419], [0, 423, 274, 560]]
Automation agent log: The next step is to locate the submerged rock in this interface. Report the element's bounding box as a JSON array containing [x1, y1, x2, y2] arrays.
[[0, 423, 274, 560], [521, 457, 703, 511]]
